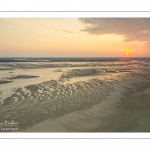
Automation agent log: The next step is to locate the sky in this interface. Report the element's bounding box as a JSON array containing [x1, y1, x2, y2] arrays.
[[0, 18, 150, 57]]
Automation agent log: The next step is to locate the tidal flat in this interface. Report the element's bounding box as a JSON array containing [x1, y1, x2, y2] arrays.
[[0, 58, 150, 132]]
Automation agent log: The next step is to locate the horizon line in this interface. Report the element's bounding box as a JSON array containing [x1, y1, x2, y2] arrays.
[[0, 56, 150, 58]]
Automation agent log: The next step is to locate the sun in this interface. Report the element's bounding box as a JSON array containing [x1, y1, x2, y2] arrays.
[[124, 48, 131, 56]]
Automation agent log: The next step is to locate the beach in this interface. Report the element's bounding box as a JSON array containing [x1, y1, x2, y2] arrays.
[[0, 58, 150, 132]]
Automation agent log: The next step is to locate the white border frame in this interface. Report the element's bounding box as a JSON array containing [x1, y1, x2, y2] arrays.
[[1, 12, 150, 18], [0, 11, 150, 139]]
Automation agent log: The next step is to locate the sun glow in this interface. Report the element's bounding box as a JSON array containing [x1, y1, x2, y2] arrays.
[[124, 48, 131, 56]]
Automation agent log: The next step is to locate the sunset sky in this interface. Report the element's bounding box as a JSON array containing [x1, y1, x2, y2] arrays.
[[0, 18, 150, 57]]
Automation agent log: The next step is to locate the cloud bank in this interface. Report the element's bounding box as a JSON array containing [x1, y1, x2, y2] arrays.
[[79, 18, 150, 43]]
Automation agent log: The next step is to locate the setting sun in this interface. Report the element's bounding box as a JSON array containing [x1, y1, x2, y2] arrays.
[[124, 48, 131, 56]]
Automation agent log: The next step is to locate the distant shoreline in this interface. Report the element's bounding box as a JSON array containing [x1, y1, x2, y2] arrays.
[[0, 57, 149, 62]]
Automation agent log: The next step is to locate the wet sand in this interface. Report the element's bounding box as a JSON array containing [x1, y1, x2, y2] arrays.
[[21, 79, 150, 132], [0, 60, 150, 132]]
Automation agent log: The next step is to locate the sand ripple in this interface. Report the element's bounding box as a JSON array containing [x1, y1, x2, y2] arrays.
[[0, 62, 150, 132], [0, 77, 120, 131]]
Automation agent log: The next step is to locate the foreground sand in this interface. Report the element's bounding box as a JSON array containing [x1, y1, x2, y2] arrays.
[[22, 79, 150, 132], [1, 60, 150, 132]]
